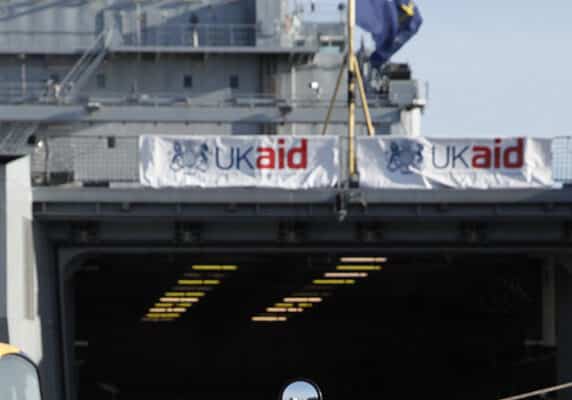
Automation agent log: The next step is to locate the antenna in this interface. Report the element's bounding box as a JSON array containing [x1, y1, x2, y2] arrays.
[[338, 2, 346, 23]]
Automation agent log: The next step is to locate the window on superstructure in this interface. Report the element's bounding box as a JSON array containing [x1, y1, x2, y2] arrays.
[[230, 75, 239, 90], [183, 75, 193, 89], [96, 74, 106, 89]]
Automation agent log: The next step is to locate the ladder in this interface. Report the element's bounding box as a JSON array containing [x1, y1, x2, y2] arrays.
[[58, 29, 113, 103]]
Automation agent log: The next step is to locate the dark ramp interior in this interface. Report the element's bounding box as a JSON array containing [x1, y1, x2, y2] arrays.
[[73, 253, 555, 400]]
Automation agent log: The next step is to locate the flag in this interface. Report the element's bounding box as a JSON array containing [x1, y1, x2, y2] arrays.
[[356, 0, 423, 67]]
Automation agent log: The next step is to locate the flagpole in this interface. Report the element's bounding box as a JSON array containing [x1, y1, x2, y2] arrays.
[[347, 0, 357, 181]]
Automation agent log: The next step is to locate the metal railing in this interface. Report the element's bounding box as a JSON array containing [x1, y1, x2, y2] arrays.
[[553, 136, 572, 183], [28, 135, 572, 188], [0, 30, 96, 52], [0, 82, 45, 103], [0, 23, 321, 52], [117, 24, 257, 48], [300, 22, 345, 39], [31, 136, 139, 185], [0, 81, 391, 107], [75, 92, 386, 108], [114, 22, 321, 49], [0, 20, 332, 52]]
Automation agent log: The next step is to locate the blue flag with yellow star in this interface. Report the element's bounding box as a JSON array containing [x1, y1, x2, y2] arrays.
[[356, 0, 423, 67]]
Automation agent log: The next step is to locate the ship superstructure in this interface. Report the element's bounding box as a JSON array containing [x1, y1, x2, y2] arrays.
[[0, 0, 426, 186], [1, 2, 572, 400]]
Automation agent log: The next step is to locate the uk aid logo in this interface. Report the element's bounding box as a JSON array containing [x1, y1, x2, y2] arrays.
[[386, 139, 424, 175], [386, 138, 525, 175], [170, 141, 210, 174], [170, 139, 309, 175]]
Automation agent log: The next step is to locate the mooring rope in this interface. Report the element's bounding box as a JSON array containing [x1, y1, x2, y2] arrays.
[[498, 382, 572, 400]]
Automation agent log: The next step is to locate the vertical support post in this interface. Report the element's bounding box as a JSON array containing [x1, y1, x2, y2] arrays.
[[347, 0, 356, 178], [542, 259, 556, 346], [291, 61, 297, 136], [20, 55, 27, 97], [135, 2, 142, 46], [353, 57, 375, 136], [33, 223, 65, 400], [59, 261, 77, 400], [0, 161, 6, 344], [192, 27, 199, 47], [557, 263, 572, 400]]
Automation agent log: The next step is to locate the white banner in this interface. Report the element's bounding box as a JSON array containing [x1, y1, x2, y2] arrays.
[[358, 137, 554, 189], [140, 136, 339, 189]]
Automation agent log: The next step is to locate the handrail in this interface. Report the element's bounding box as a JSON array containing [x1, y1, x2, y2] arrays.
[[498, 382, 572, 400], [151, 23, 259, 28], [118, 23, 259, 47], [59, 29, 112, 101], [60, 30, 109, 89], [0, 90, 388, 106], [0, 30, 94, 35]]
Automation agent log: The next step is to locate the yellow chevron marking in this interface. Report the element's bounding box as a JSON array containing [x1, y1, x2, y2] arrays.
[[400, 1, 415, 17]]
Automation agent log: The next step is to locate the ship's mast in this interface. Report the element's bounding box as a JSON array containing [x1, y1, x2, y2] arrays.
[[347, 0, 357, 179]]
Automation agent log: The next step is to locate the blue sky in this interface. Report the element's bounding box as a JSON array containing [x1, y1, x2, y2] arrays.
[[302, 0, 572, 138], [282, 381, 320, 400]]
